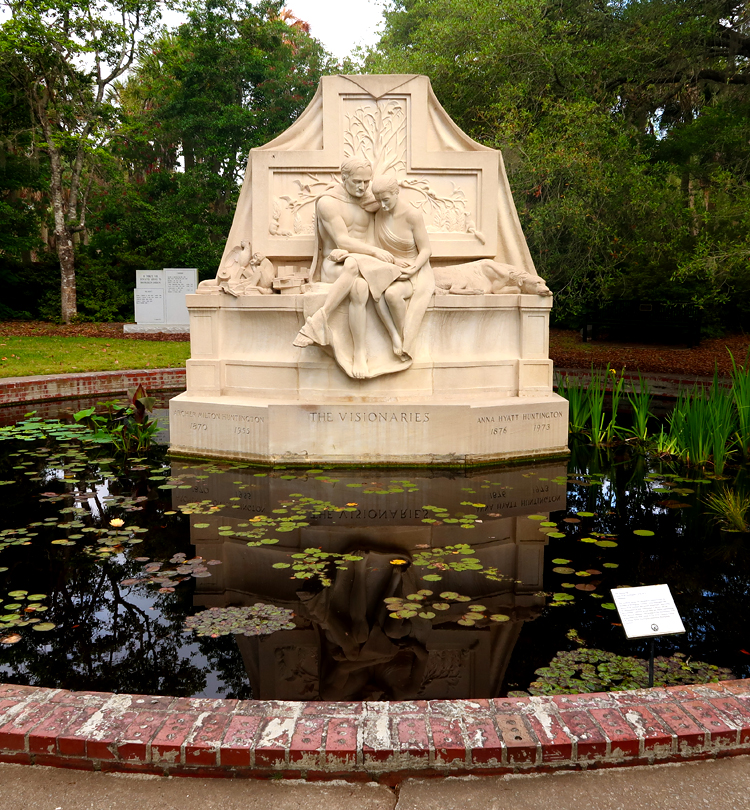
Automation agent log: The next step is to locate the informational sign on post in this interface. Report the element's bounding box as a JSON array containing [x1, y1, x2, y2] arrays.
[[611, 584, 685, 640]]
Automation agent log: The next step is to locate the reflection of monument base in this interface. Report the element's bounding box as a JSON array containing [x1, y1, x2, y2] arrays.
[[168, 292, 568, 465]]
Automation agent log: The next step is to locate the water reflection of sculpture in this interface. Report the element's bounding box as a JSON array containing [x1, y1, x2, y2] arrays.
[[293, 159, 434, 379]]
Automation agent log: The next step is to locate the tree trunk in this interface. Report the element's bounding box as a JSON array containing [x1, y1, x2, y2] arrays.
[[46, 129, 78, 323]]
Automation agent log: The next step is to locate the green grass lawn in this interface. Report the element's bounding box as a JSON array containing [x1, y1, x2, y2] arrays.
[[0, 337, 190, 377]]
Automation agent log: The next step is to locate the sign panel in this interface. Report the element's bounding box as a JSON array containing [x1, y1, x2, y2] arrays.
[[135, 270, 164, 288], [611, 584, 685, 639], [134, 289, 165, 324], [165, 268, 197, 325]]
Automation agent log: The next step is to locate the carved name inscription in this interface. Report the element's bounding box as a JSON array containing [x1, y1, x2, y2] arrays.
[[172, 408, 265, 434], [478, 410, 565, 436], [309, 411, 431, 424]]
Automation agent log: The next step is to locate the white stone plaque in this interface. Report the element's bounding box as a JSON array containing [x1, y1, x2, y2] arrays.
[[611, 584, 685, 639], [136, 269, 164, 288], [165, 268, 197, 325], [134, 289, 165, 324]]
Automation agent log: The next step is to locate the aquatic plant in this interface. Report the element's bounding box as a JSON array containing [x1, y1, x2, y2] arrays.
[[730, 350, 750, 461], [624, 374, 654, 441], [183, 604, 296, 637], [557, 374, 591, 435], [704, 486, 750, 533], [510, 649, 734, 696], [74, 385, 160, 454]]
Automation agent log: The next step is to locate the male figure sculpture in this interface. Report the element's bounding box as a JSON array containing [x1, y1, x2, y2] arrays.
[[293, 158, 397, 378]]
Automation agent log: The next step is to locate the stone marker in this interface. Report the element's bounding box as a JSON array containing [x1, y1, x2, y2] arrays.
[[128, 268, 197, 333]]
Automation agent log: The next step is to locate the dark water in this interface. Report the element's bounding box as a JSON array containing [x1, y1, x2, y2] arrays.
[[0, 414, 747, 701]]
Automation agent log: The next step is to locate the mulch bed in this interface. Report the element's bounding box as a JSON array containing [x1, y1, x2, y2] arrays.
[[549, 329, 750, 377], [0, 322, 748, 376], [0, 322, 189, 342]]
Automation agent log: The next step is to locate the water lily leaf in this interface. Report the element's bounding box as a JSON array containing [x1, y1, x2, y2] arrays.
[[457, 618, 476, 626], [596, 540, 618, 548], [423, 574, 443, 582], [32, 622, 56, 631], [490, 614, 510, 622], [7, 591, 27, 598], [552, 559, 571, 565], [601, 603, 617, 610], [576, 512, 595, 517], [575, 583, 597, 591], [431, 602, 450, 610], [603, 563, 619, 568], [439, 591, 459, 600], [418, 611, 436, 619], [633, 529, 655, 537], [272, 563, 291, 569], [552, 593, 575, 601], [527, 515, 547, 521], [553, 566, 575, 574], [0, 634, 21, 644]]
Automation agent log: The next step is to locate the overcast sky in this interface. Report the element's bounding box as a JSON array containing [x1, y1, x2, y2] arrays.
[[282, 0, 387, 60]]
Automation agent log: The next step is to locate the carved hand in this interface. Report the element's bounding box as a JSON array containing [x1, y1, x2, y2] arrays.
[[398, 265, 418, 279], [373, 248, 395, 263], [395, 258, 411, 268]]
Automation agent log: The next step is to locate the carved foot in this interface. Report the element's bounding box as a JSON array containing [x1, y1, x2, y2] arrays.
[[352, 351, 368, 379], [392, 335, 406, 359], [293, 333, 315, 348]]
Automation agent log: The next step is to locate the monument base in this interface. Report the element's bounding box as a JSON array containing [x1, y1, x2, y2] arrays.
[[168, 391, 569, 466], [124, 323, 190, 334]]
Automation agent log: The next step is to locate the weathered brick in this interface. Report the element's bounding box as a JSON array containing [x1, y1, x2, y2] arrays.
[[219, 714, 262, 767], [589, 707, 641, 758], [150, 713, 195, 765], [681, 700, 738, 746], [465, 717, 504, 765], [183, 712, 230, 767], [618, 705, 673, 754], [289, 716, 327, 765], [495, 713, 538, 765], [430, 717, 466, 764], [394, 716, 430, 761], [707, 696, 750, 744], [524, 706, 573, 762], [649, 703, 706, 750], [254, 716, 296, 766], [559, 710, 608, 760], [325, 717, 358, 765], [0, 702, 55, 751], [117, 712, 168, 762], [28, 705, 85, 755]]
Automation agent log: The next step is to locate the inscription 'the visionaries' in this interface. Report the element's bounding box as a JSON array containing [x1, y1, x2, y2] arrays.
[[309, 411, 431, 423]]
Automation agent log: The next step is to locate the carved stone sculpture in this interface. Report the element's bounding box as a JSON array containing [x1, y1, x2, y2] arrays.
[[169, 75, 569, 466], [434, 261, 552, 296]]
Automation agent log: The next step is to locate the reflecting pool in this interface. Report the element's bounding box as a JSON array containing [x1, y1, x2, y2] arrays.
[[0, 412, 746, 700]]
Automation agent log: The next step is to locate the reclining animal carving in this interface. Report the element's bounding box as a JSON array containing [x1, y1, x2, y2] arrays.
[[434, 260, 551, 296]]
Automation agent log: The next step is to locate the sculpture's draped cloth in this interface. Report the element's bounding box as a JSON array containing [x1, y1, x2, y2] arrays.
[[301, 191, 435, 379]]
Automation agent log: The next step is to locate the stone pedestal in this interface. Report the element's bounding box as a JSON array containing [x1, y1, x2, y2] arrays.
[[169, 291, 568, 465]]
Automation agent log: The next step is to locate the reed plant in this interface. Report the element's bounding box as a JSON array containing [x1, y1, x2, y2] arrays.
[[729, 350, 750, 461], [666, 376, 736, 472], [557, 374, 591, 435], [704, 485, 750, 532], [587, 367, 609, 446], [625, 374, 653, 441]]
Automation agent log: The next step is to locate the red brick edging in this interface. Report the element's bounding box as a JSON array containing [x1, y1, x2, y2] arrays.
[[0, 368, 186, 407], [1, 680, 750, 781]]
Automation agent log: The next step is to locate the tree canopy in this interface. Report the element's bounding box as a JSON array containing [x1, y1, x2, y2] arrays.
[[366, 0, 750, 329]]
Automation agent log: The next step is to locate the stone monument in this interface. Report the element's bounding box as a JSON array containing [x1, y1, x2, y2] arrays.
[[127, 268, 197, 333], [169, 74, 568, 465]]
